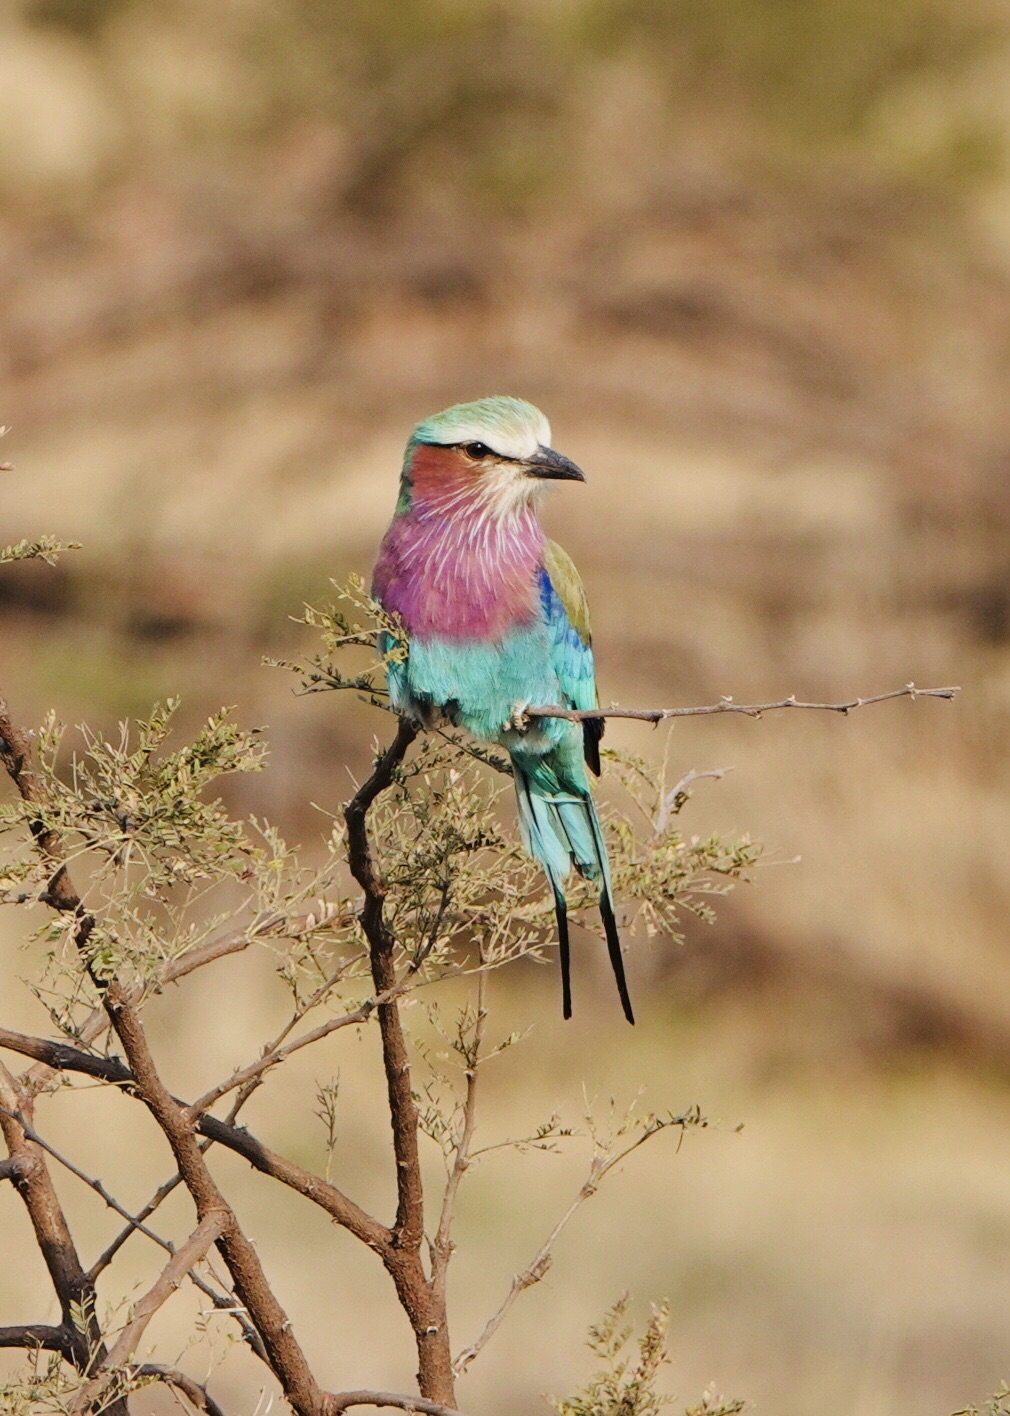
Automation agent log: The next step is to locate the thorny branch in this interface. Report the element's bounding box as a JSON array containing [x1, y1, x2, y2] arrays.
[[526, 681, 959, 724], [101, 979, 326, 1415], [89, 1151, 214, 1280], [7, 896, 362, 1350], [1, 689, 470, 1410], [344, 720, 427, 1256]]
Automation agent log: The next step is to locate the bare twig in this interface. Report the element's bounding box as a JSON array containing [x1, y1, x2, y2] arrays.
[[527, 682, 959, 725], [187, 952, 446, 1122], [0, 1104, 174, 1253], [451, 1170, 591, 1377], [213, 947, 367, 1110], [134, 1365, 228, 1416], [654, 766, 733, 836], [89, 1164, 198, 1280], [185, 984, 389, 1121], [453, 1112, 699, 1376], [431, 972, 486, 1301], [326, 1392, 470, 1415]]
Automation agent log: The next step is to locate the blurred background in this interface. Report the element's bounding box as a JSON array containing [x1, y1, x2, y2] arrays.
[[2, 1, 1010, 1412]]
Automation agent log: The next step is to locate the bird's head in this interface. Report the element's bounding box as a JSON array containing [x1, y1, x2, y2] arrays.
[[401, 396, 584, 521]]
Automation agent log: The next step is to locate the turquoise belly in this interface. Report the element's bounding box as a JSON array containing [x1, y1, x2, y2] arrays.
[[386, 626, 569, 750]]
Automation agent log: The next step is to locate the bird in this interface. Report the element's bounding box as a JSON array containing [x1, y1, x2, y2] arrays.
[[372, 396, 634, 1024]]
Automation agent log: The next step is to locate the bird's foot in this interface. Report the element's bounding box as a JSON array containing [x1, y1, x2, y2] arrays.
[[507, 701, 531, 734]]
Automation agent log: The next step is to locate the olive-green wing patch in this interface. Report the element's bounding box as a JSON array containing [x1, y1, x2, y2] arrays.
[[542, 539, 603, 775], [543, 539, 592, 646]]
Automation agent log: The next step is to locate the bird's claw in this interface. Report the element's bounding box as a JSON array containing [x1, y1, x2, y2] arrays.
[[508, 701, 531, 734]]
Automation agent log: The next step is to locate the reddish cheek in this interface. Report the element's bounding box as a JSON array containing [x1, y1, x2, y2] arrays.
[[408, 443, 479, 499]]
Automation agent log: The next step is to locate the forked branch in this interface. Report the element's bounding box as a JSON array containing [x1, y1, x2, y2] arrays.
[[69, 1210, 230, 1413], [0, 1055, 125, 1410], [453, 1109, 705, 1376], [344, 719, 426, 1251], [0, 1025, 391, 1250], [343, 718, 460, 1407], [431, 971, 487, 1301]]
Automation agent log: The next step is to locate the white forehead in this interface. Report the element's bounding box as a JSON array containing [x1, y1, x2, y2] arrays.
[[414, 397, 551, 460], [441, 415, 550, 460]]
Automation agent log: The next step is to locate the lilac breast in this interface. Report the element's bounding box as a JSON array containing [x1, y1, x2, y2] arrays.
[[373, 506, 544, 642]]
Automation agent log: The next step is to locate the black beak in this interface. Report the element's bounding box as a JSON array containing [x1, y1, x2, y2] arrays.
[[524, 445, 586, 483]]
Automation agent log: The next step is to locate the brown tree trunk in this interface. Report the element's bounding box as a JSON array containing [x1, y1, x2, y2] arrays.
[[385, 1252, 456, 1407]]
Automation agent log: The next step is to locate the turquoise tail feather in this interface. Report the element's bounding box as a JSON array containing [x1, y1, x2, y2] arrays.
[[512, 744, 634, 1024]]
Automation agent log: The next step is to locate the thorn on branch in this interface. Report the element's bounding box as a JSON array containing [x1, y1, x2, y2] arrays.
[[0, 1155, 26, 1183], [526, 682, 959, 725]]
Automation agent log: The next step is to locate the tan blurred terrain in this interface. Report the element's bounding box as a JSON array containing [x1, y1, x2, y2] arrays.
[[3, 2, 1010, 1413]]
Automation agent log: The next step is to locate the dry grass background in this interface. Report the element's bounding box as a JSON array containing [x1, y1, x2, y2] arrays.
[[3, 2, 1010, 1412]]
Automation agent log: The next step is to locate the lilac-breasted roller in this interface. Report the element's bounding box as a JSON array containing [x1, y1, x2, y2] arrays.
[[372, 396, 633, 1023]]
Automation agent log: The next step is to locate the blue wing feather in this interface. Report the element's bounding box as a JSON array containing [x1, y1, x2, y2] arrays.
[[538, 568, 598, 713], [538, 562, 602, 773]]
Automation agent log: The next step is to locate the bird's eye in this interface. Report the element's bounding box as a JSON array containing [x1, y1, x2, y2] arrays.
[[461, 441, 492, 460]]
